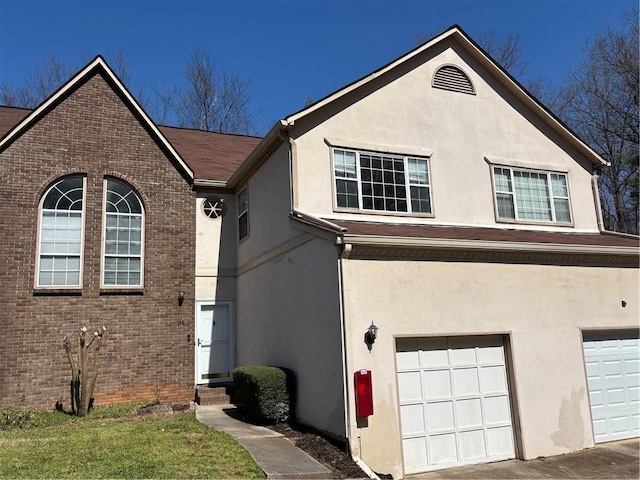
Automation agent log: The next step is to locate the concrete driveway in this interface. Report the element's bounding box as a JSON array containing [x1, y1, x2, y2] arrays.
[[411, 438, 638, 479]]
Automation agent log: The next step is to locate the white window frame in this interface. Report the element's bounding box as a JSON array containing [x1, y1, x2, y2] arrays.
[[238, 186, 249, 241], [492, 166, 573, 225], [100, 178, 145, 289], [35, 176, 87, 289], [332, 148, 434, 216]]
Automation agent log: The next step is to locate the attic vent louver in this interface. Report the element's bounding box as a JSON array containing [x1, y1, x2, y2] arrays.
[[432, 65, 475, 95]]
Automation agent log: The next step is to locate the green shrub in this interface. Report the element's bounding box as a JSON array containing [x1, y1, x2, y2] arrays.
[[0, 409, 32, 429], [233, 366, 295, 424]]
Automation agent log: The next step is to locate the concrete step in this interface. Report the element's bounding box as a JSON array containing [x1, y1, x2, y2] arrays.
[[195, 384, 235, 405]]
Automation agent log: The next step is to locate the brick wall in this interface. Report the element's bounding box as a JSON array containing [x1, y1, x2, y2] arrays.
[[0, 71, 196, 410]]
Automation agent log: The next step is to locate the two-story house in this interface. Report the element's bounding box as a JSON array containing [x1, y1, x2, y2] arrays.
[[0, 25, 637, 478]]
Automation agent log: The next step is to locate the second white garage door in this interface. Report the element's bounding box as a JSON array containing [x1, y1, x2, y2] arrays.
[[396, 336, 516, 474], [583, 331, 639, 443]]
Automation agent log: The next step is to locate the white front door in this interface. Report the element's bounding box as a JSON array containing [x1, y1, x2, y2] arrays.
[[396, 336, 515, 474], [196, 301, 233, 384], [583, 331, 639, 443]]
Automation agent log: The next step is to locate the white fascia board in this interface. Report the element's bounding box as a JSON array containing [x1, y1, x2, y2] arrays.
[[227, 120, 288, 188], [343, 234, 639, 257], [284, 30, 458, 125], [0, 57, 194, 180], [284, 27, 606, 169]]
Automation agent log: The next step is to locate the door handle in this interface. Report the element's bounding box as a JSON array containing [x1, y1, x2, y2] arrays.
[[197, 338, 202, 346]]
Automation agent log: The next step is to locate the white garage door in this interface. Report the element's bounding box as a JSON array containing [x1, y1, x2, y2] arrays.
[[396, 336, 515, 474], [583, 332, 639, 443]]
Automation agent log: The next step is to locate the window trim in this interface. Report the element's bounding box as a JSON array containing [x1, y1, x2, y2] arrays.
[[35, 175, 87, 289], [490, 165, 574, 226], [331, 147, 435, 217], [237, 185, 249, 242], [100, 177, 145, 289]]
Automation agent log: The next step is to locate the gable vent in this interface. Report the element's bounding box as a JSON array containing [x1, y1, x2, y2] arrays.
[[432, 65, 475, 95]]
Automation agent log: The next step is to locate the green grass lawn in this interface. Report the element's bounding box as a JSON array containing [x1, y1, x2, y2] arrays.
[[0, 406, 265, 479]]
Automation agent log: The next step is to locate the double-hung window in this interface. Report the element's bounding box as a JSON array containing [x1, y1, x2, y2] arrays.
[[238, 186, 249, 240], [103, 178, 144, 287], [493, 167, 571, 223], [333, 149, 432, 214], [37, 176, 85, 287]]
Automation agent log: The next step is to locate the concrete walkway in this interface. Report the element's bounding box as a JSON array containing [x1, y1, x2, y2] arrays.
[[196, 404, 331, 479], [412, 438, 639, 479]]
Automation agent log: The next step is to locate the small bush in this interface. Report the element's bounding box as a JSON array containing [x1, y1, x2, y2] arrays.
[[233, 366, 295, 424], [0, 409, 32, 429]]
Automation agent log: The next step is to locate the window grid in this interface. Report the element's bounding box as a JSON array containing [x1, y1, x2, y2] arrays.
[[493, 167, 571, 223], [238, 187, 249, 240], [333, 149, 432, 215], [37, 176, 85, 287], [103, 179, 143, 287]]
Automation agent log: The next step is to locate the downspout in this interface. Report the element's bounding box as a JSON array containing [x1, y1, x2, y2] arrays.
[[591, 171, 606, 233], [592, 170, 638, 238], [337, 240, 380, 480]]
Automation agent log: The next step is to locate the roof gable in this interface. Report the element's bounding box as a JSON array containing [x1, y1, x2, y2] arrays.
[[283, 25, 606, 169], [0, 56, 194, 180]]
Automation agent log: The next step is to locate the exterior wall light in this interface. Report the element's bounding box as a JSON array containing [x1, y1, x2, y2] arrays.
[[365, 322, 379, 351], [178, 291, 185, 307]]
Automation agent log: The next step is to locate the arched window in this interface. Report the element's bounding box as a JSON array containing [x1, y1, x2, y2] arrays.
[[432, 65, 476, 95], [103, 178, 144, 287], [37, 175, 85, 287]]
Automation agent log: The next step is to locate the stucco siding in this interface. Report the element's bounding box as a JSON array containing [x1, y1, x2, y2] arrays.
[[340, 257, 638, 478], [195, 191, 237, 302], [236, 235, 346, 436], [237, 144, 298, 267], [291, 40, 599, 232]]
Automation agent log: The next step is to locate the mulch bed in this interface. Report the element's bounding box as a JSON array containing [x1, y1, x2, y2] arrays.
[[269, 422, 368, 479]]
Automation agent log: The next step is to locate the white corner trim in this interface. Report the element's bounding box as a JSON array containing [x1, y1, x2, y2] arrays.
[[325, 137, 433, 158], [484, 156, 570, 174]]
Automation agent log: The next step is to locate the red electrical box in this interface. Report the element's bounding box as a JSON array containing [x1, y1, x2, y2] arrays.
[[354, 369, 373, 417]]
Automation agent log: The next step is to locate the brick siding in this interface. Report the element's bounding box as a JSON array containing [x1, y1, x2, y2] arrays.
[[0, 72, 196, 409]]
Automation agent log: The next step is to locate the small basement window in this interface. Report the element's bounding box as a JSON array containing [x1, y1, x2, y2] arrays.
[[432, 65, 475, 95]]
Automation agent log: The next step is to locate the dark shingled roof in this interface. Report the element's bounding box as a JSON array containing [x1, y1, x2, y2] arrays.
[[336, 220, 640, 248], [0, 106, 262, 183]]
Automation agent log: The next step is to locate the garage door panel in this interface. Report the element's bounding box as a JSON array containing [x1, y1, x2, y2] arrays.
[[403, 437, 428, 471], [424, 370, 452, 399], [419, 338, 449, 366], [481, 365, 508, 393], [428, 433, 457, 465], [487, 426, 514, 455], [459, 430, 486, 460], [397, 336, 515, 473], [401, 404, 426, 435], [452, 368, 480, 396], [583, 332, 640, 443], [426, 401, 455, 431], [456, 398, 483, 428], [398, 371, 423, 401], [484, 395, 511, 424]]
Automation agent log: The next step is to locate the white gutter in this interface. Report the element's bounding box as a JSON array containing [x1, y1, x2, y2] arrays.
[[592, 173, 640, 240], [292, 210, 348, 232]]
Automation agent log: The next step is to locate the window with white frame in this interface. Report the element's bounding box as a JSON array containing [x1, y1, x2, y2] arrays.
[[103, 178, 144, 287], [493, 167, 571, 223], [238, 186, 249, 240], [333, 149, 432, 214], [37, 176, 85, 287]]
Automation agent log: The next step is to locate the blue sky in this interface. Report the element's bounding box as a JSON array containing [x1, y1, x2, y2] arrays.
[[0, 0, 634, 134]]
